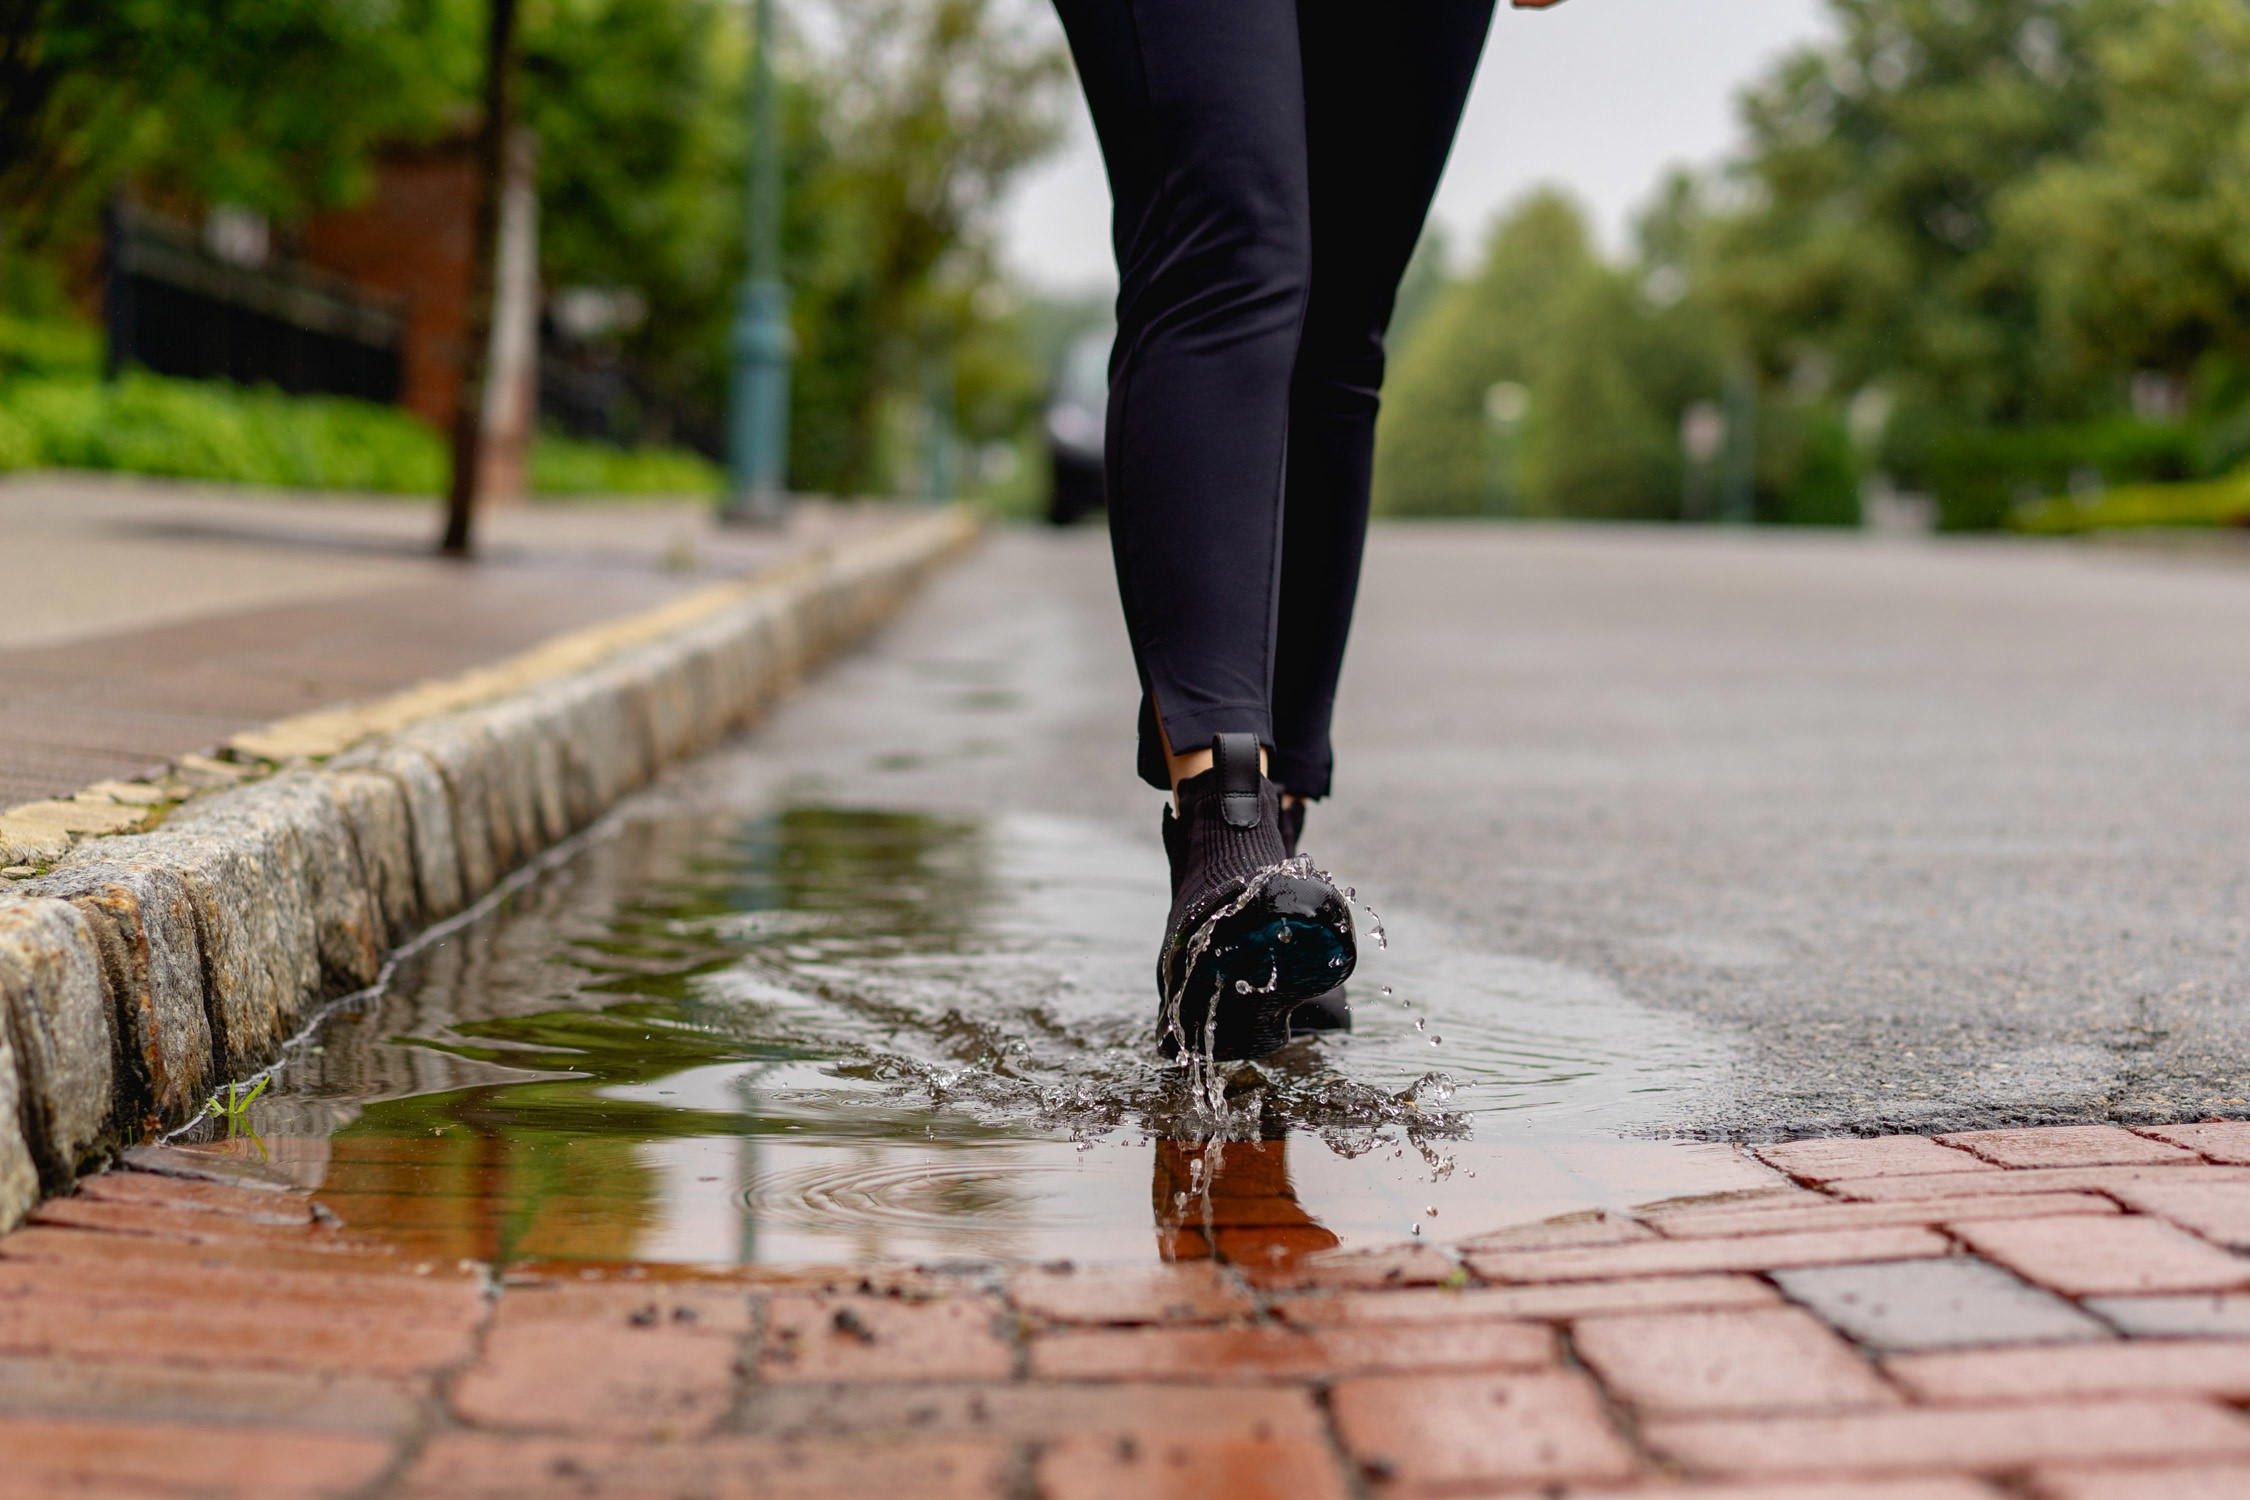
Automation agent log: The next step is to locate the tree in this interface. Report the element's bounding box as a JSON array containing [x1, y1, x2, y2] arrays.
[[1997, 0, 2250, 392], [784, 0, 1070, 495], [1701, 0, 2129, 424], [0, 0, 455, 252], [1374, 190, 1601, 516], [1519, 268, 1692, 522], [514, 0, 1074, 495], [439, 0, 520, 559], [1374, 188, 1726, 521]]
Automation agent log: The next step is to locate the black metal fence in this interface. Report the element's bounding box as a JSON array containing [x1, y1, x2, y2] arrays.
[[103, 201, 406, 403], [538, 330, 723, 459]]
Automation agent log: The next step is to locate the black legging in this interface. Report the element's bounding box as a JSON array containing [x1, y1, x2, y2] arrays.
[[1054, 0, 1495, 797]]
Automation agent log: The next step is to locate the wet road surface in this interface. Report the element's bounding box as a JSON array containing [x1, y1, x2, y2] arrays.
[[202, 524, 2250, 1264]]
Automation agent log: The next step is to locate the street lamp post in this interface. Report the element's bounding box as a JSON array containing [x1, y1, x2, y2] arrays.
[[724, 0, 793, 526], [1717, 363, 1758, 526], [1482, 381, 1529, 518]]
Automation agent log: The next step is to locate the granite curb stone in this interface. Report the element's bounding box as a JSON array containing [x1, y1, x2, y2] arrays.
[[0, 899, 116, 1183], [16, 860, 213, 1122]]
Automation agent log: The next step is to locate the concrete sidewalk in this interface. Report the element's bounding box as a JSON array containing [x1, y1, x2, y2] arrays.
[[0, 473, 900, 808], [9, 1123, 2250, 1497]]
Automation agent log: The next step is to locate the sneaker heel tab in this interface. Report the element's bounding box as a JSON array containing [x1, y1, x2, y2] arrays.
[[1212, 733, 1262, 830]]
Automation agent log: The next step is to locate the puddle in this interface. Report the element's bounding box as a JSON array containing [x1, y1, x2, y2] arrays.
[[185, 799, 1758, 1267]]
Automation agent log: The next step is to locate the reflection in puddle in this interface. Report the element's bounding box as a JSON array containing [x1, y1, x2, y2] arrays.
[[199, 801, 1752, 1267]]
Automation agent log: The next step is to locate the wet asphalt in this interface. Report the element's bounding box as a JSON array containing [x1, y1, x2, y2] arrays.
[[732, 521, 2250, 1141]]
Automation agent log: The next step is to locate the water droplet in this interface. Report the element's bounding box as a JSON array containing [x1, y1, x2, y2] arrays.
[[1424, 1206, 1438, 1217], [1430, 1036, 1443, 1046], [1410, 1223, 1422, 1237], [1379, 986, 1394, 998], [1233, 979, 1251, 994], [1414, 1018, 1426, 1032]]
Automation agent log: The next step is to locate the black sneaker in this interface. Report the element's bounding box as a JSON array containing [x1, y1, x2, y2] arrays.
[[1276, 799, 1351, 1036], [1158, 733, 1355, 1059]]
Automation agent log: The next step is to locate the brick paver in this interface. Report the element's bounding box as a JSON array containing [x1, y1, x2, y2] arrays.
[[1757, 1136, 1997, 1183], [1830, 1163, 2250, 1202], [1272, 1273, 1783, 1325], [1036, 1430, 1353, 1500], [2136, 1123, 2250, 1164], [1009, 1263, 1255, 1325], [1953, 1214, 2250, 1296], [2105, 1179, 2250, 1249], [1933, 1126, 2199, 1170], [1328, 1370, 1642, 1489], [1643, 1191, 2119, 1239], [1886, 1338, 2250, 1402], [0, 1414, 396, 1497], [1574, 1305, 1899, 1415], [2087, 1292, 2250, 1338], [1646, 1398, 2250, 1477], [7, 1124, 2250, 1495], [1772, 1257, 2112, 1351], [1030, 1319, 1553, 1382], [2033, 1461, 2250, 1499], [399, 1433, 1012, 1500], [450, 1315, 741, 1438], [1466, 1224, 1951, 1283]]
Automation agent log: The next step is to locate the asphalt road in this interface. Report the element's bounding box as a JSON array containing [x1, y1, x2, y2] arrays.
[[733, 521, 2250, 1140]]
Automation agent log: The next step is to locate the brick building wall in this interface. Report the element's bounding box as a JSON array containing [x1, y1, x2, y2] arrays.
[[300, 134, 537, 500]]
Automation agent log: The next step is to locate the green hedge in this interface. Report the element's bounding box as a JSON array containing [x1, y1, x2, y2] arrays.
[[2010, 473, 2250, 534], [531, 436, 721, 496], [1890, 414, 2207, 531], [0, 370, 722, 496]]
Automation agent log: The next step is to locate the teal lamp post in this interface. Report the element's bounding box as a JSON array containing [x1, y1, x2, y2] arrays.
[[724, 0, 793, 525]]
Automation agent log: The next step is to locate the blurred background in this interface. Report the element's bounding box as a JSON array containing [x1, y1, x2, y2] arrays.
[[2, 0, 2246, 538]]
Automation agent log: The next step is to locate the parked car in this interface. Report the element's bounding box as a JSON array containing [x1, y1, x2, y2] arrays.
[[1044, 329, 1109, 526]]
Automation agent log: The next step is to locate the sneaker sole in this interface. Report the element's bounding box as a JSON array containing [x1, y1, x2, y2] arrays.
[[1160, 874, 1357, 1060]]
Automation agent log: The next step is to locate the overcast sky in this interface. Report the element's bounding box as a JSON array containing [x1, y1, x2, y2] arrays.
[[997, 0, 1836, 294]]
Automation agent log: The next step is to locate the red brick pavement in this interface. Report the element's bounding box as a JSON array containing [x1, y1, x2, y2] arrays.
[[7, 1125, 2250, 1496]]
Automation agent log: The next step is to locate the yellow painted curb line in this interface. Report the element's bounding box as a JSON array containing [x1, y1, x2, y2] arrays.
[[0, 505, 978, 871]]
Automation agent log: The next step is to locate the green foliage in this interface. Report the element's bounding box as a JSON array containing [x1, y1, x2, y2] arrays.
[[1375, 191, 1602, 517], [1380, 0, 2250, 531], [4, 0, 1071, 506], [1, 0, 463, 251], [1704, 0, 2123, 424], [1755, 401, 1862, 527], [2011, 472, 2250, 534], [1519, 269, 1685, 521], [0, 309, 101, 377], [0, 368, 718, 495], [1375, 191, 1729, 522], [532, 434, 721, 496], [203, 1075, 270, 1124], [1999, 0, 2250, 382], [1, 373, 448, 489], [782, 0, 1071, 496], [1885, 410, 2202, 531]]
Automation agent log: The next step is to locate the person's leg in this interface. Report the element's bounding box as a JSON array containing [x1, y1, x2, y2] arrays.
[[1267, 1, 1497, 801], [1051, 0, 1313, 792]]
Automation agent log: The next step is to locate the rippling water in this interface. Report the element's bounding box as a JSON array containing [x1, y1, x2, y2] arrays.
[[198, 796, 1746, 1266]]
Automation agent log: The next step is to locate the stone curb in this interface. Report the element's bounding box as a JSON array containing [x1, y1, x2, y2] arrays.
[[0, 506, 979, 1230]]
